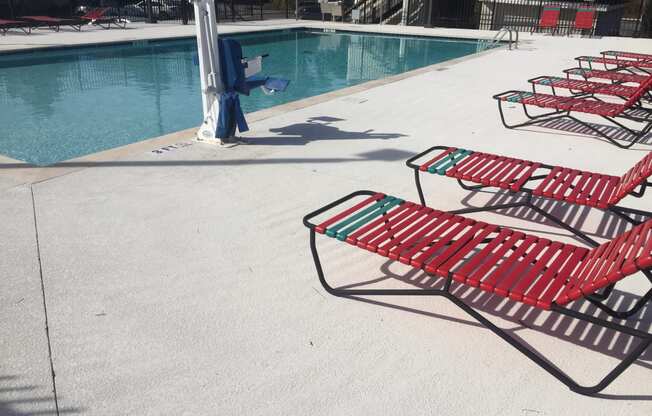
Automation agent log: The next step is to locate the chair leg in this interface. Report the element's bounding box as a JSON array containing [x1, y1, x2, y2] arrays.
[[497, 100, 570, 129], [413, 169, 426, 206], [308, 228, 652, 395], [587, 288, 652, 319], [436, 179, 599, 247], [526, 202, 599, 246]]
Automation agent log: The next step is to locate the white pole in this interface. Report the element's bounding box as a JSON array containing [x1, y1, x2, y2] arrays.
[[192, 0, 224, 142], [400, 0, 408, 26]]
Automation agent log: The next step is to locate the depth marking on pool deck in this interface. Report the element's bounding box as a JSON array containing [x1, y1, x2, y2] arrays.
[[150, 141, 194, 155]]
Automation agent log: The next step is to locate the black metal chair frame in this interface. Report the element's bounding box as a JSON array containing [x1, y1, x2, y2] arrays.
[[492, 90, 652, 149], [0, 22, 32, 35], [25, 17, 83, 32], [89, 17, 128, 30], [303, 190, 652, 396]]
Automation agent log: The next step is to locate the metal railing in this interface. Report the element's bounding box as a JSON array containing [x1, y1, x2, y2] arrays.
[[491, 26, 519, 49], [0, 0, 293, 23]]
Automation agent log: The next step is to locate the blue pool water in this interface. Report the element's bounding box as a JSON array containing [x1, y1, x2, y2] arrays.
[[0, 29, 492, 165]]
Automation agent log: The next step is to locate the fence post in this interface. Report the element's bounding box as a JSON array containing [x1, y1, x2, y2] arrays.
[[633, 0, 644, 37], [146, 0, 157, 23], [182, 0, 188, 24], [489, 0, 496, 30], [425, 0, 433, 27]]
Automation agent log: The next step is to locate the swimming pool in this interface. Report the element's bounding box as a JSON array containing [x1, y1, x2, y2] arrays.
[[0, 29, 494, 165]]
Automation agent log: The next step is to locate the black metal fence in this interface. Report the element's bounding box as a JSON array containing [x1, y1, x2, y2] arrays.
[[476, 0, 648, 36], [0, 0, 294, 23], [407, 0, 650, 37]]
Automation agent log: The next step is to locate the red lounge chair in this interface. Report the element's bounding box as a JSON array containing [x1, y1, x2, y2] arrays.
[[528, 75, 649, 102], [20, 15, 83, 32], [0, 18, 32, 35], [602, 51, 652, 63], [576, 56, 652, 74], [493, 76, 652, 148], [532, 4, 560, 34], [406, 145, 652, 247], [304, 190, 652, 395], [563, 67, 649, 85], [573, 6, 595, 36]]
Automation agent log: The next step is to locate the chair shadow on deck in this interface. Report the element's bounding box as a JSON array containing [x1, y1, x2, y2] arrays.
[[456, 189, 646, 244], [339, 261, 652, 399], [245, 116, 407, 146], [521, 117, 652, 147], [0, 374, 83, 415]]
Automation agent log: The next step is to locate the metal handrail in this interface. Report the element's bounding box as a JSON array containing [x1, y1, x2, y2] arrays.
[[491, 27, 519, 50]]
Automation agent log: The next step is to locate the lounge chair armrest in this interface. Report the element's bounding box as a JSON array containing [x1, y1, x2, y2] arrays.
[[303, 190, 378, 230], [492, 90, 523, 100], [405, 146, 451, 170], [527, 75, 553, 84]]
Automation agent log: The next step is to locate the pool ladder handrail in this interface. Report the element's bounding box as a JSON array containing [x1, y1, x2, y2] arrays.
[[491, 27, 519, 50]]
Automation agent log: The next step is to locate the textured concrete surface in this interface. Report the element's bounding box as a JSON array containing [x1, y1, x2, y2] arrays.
[[1, 21, 652, 415], [0, 186, 58, 415]]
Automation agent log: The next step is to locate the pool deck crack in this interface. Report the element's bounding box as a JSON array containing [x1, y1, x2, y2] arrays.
[[30, 184, 61, 416]]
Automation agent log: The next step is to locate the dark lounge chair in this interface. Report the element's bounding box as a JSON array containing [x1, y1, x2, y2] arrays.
[[0, 18, 33, 35], [20, 15, 84, 32]]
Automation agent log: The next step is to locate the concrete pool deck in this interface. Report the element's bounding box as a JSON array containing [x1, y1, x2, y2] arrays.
[[1, 20, 652, 415]]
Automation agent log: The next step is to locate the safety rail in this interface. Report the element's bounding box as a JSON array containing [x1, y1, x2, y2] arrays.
[[491, 27, 519, 50]]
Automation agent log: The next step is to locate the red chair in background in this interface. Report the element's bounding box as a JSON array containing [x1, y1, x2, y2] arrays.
[[573, 6, 595, 36], [533, 4, 561, 34]]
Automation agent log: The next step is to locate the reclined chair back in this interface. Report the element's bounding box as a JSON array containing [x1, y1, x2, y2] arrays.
[[622, 75, 652, 108], [558, 218, 652, 304], [82, 7, 109, 20], [611, 151, 652, 205], [574, 7, 595, 30], [538, 4, 561, 29]]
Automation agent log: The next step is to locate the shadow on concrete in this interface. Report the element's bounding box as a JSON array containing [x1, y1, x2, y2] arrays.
[[0, 375, 82, 415], [338, 260, 652, 399], [0, 149, 414, 169], [245, 116, 407, 146], [0, 147, 415, 170], [455, 189, 646, 244], [521, 117, 652, 147]]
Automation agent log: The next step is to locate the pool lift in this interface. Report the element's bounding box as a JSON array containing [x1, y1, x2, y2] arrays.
[[191, 0, 290, 144]]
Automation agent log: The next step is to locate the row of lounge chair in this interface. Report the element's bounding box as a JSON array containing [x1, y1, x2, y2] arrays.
[[0, 8, 126, 35], [304, 50, 652, 395], [495, 50, 652, 148]]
